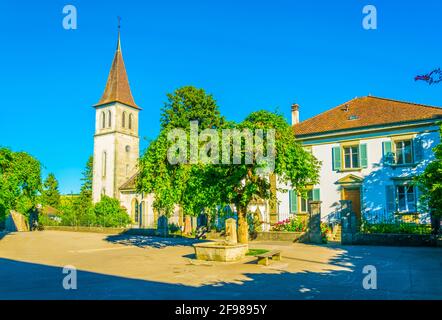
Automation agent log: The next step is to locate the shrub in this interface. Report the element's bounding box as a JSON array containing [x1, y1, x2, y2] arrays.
[[361, 223, 431, 235], [94, 196, 131, 227], [320, 223, 331, 243]]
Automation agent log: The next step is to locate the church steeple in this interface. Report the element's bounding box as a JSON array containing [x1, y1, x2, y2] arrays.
[[95, 26, 139, 109]]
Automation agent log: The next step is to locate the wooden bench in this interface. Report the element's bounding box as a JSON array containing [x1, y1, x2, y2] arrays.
[[256, 250, 282, 266]]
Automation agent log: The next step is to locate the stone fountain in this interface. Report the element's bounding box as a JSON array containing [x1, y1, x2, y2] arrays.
[[193, 218, 248, 262]]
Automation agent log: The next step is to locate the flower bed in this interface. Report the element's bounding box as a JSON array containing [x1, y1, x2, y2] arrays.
[[272, 217, 307, 232]]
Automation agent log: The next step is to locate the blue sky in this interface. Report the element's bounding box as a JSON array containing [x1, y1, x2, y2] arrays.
[[0, 0, 440, 194]]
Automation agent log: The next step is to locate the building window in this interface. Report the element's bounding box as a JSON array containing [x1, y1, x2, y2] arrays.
[[101, 111, 105, 129], [395, 140, 413, 165], [397, 185, 416, 213], [122, 112, 126, 128], [343, 146, 360, 169], [129, 114, 133, 130], [102, 151, 107, 177], [108, 110, 112, 128]]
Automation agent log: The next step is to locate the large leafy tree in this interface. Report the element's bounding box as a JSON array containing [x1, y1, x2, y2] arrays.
[[416, 125, 442, 234], [138, 86, 225, 217], [0, 147, 42, 225], [41, 173, 61, 208], [205, 110, 321, 243]]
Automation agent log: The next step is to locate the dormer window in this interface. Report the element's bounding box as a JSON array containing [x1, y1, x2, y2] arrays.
[[348, 115, 359, 121]]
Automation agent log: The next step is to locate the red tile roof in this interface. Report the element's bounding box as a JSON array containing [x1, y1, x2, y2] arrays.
[[95, 32, 139, 109], [293, 96, 442, 136]]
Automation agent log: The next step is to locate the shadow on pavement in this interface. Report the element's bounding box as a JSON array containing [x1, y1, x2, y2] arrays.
[[105, 233, 208, 249]]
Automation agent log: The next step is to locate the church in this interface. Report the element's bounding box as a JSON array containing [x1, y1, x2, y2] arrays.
[[91, 31, 270, 230]]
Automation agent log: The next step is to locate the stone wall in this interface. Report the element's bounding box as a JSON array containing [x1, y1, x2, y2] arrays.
[[254, 231, 306, 242], [5, 211, 29, 232]]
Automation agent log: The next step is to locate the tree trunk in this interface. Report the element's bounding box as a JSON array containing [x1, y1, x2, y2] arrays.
[[237, 207, 249, 244]]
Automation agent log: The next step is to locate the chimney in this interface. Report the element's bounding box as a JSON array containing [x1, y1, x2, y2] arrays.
[[291, 103, 299, 125]]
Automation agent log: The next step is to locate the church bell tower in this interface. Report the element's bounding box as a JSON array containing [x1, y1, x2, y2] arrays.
[[92, 28, 140, 203]]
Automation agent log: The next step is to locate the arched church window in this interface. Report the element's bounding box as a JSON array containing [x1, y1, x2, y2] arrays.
[[108, 110, 112, 128], [102, 151, 107, 178], [129, 114, 133, 130], [122, 112, 126, 128], [101, 111, 105, 129]]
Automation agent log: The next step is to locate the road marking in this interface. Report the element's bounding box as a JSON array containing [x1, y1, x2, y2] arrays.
[[69, 246, 132, 253]]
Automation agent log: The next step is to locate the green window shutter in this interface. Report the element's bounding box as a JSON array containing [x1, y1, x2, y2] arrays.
[[359, 144, 368, 168], [386, 185, 396, 214], [382, 141, 393, 165], [312, 188, 321, 201], [332, 146, 341, 171], [289, 190, 298, 213], [413, 137, 423, 163]]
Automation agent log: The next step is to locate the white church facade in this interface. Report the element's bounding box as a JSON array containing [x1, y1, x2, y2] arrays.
[[91, 32, 442, 230]]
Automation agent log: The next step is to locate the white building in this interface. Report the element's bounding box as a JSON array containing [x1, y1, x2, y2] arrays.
[[277, 96, 442, 224]]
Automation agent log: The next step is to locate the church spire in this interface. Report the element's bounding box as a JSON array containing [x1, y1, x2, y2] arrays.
[[95, 21, 139, 109]]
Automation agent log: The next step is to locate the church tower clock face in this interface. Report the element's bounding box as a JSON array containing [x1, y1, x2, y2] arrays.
[[91, 30, 140, 203]]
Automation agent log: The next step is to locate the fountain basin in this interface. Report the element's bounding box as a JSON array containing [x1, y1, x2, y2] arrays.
[[193, 242, 248, 262]]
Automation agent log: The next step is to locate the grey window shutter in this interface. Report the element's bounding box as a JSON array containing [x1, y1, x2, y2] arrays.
[[332, 146, 341, 171], [413, 137, 423, 163], [289, 190, 298, 213], [385, 185, 396, 214], [312, 188, 321, 201]]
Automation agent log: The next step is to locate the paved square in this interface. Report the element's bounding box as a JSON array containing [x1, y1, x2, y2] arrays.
[[0, 231, 441, 299]]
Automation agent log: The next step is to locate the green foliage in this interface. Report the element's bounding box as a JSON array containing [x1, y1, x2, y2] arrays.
[[80, 156, 93, 201], [416, 125, 442, 219], [93, 196, 131, 227], [139, 87, 321, 243], [206, 110, 320, 242], [0, 147, 42, 226], [41, 173, 61, 208], [320, 223, 331, 244], [160, 86, 225, 130]]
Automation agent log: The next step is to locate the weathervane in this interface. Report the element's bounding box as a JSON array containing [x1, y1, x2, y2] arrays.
[[117, 16, 122, 30]]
